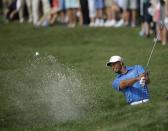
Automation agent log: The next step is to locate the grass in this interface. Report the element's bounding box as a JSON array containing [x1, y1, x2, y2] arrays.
[[0, 22, 168, 131]]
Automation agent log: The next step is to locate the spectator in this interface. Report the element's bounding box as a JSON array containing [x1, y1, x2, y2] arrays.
[[115, 0, 138, 27], [37, 0, 60, 27], [162, 0, 168, 45], [79, 0, 89, 25], [0, 1, 2, 12], [16, 0, 32, 23], [5, 0, 18, 20], [2, 0, 13, 22], [32, 0, 51, 26], [95, 0, 104, 27], [139, 0, 152, 37], [65, 0, 80, 28], [58, 0, 66, 24], [104, 0, 116, 27], [114, 0, 125, 27], [153, 0, 166, 44], [88, 0, 96, 26]]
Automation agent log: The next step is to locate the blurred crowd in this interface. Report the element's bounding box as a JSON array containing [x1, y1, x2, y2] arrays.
[[0, 0, 168, 45]]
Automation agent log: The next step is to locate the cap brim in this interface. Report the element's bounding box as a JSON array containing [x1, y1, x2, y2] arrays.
[[106, 60, 121, 67], [106, 62, 112, 67]]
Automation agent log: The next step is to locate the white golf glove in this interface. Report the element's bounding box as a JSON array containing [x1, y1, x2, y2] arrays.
[[139, 77, 145, 87]]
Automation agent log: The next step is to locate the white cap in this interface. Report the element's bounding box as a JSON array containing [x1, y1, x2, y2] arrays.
[[106, 55, 123, 66]]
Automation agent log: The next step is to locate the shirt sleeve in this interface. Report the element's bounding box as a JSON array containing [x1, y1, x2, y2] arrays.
[[136, 65, 145, 75], [112, 78, 121, 92]]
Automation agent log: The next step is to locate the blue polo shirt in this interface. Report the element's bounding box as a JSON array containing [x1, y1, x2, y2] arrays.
[[112, 65, 150, 104]]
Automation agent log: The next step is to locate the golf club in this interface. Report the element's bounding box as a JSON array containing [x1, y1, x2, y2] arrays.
[[141, 27, 160, 102], [145, 35, 158, 73], [145, 21, 165, 73]]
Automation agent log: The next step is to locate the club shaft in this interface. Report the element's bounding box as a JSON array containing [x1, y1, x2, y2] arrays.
[[146, 35, 158, 68]]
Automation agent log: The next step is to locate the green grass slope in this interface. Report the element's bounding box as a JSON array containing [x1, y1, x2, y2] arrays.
[[0, 23, 168, 131]]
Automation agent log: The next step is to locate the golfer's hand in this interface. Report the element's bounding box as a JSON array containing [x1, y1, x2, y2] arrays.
[[139, 77, 145, 87], [137, 73, 148, 87]]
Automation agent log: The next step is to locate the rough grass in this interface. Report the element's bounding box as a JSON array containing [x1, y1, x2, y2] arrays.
[[0, 22, 168, 131]]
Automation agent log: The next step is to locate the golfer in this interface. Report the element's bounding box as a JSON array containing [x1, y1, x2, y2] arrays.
[[107, 55, 150, 105]]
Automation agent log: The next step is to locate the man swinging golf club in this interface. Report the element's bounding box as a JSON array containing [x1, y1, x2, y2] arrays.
[[107, 55, 150, 105]]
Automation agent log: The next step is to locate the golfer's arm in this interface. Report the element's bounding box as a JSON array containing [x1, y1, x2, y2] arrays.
[[119, 77, 139, 89], [119, 73, 150, 89]]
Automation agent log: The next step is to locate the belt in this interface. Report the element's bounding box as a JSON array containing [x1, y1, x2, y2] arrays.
[[130, 99, 149, 106]]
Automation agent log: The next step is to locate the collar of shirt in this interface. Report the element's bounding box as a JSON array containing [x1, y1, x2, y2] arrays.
[[116, 66, 133, 78]]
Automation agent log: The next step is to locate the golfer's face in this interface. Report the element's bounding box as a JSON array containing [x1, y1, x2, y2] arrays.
[[111, 61, 122, 73]]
